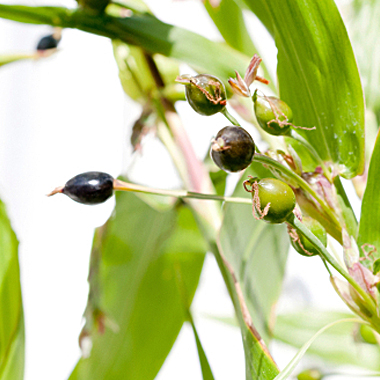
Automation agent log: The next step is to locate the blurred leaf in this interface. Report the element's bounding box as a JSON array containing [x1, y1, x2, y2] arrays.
[[203, 0, 274, 87], [209, 168, 228, 197], [219, 162, 288, 344], [217, 162, 287, 379], [204, 0, 255, 57], [0, 53, 35, 67], [0, 5, 249, 85], [243, 0, 365, 179], [274, 310, 380, 371], [358, 130, 380, 259], [274, 316, 365, 380], [112, 41, 155, 103], [113, 41, 180, 103], [77, 0, 110, 13], [69, 191, 206, 380], [347, 0, 380, 118], [0, 199, 24, 380]]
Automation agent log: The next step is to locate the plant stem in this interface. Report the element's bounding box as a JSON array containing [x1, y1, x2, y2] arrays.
[[113, 179, 251, 205], [287, 213, 377, 315], [289, 129, 333, 182], [253, 153, 342, 233], [221, 107, 240, 125]]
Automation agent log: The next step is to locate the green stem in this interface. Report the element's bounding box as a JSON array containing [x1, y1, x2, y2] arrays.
[[253, 153, 342, 232], [221, 107, 240, 125], [289, 129, 333, 182], [287, 213, 377, 315], [113, 179, 251, 205], [334, 176, 358, 230]]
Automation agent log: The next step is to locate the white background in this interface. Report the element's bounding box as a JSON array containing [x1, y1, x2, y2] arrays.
[[0, 1, 364, 380]]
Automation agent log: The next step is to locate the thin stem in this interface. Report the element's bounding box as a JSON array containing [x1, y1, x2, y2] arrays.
[[253, 153, 342, 232], [221, 107, 240, 125], [113, 179, 252, 205], [287, 213, 377, 314], [289, 130, 332, 182]]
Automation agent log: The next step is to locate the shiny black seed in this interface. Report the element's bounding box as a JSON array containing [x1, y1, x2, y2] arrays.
[[211, 126, 255, 173], [62, 172, 114, 205], [37, 35, 59, 51]]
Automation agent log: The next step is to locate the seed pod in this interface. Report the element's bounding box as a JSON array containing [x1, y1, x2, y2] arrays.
[[290, 216, 327, 256], [253, 94, 293, 136], [48, 172, 114, 205], [183, 74, 227, 116], [36, 34, 59, 51], [211, 126, 255, 173], [297, 369, 323, 380], [245, 177, 296, 223]]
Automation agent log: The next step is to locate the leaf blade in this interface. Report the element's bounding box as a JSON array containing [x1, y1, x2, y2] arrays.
[[69, 192, 206, 380], [358, 130, 380, 259], [0, 199, 24, 380], [243, 0, 365, 178], [275, 310, 380, 370], [274, 317, 365, 380], [217, 163, 289, 379], [0, 5, 249, 84]]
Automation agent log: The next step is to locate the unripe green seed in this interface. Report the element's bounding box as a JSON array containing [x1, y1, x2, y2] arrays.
[[255, 178, 296, 223], [359, 324, 378, 344], [254, 94, 293, 136], [291, 216, 327, 256], [297, 369, 323, 380], [185, 74, 227, 116]]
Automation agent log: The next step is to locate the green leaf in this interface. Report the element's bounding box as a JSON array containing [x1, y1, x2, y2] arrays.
[[0, 199, 24, 380], [217, 162, 288, 379], [219, 162, 289, 344], [0, 5, 249, 84], [358, 130, 380, 259], [274, 310, 380, 371], [189, 318, 215, 380], [243, 0, 365, 179], [113, 40, 180, 103], [69, 191, 206, 380], [274, 317, 365, 380], [203, 0, 274, 87], [347, 0, 380, 118]]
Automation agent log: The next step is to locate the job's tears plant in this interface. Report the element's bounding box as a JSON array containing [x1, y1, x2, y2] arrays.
[[1, 1, 380, 380]]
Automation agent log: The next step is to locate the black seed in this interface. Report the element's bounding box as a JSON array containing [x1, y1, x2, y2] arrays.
[[62, 172, 114, 205], [211, 126, 255, 173], [37, 35, 59, 51]]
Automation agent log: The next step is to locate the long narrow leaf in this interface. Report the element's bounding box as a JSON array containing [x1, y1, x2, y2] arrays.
[[0, 199, 24, 380], [203, 0, 274, 88], [358, 130, 380, 259], [275, 310, 380, 370], [189, 318, 215, 380], [274, 318, 365, 380], [0, 5, 249, 84], [242, 0, 365, 178]]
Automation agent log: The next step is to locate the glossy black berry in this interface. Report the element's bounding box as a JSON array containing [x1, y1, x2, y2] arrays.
[[291, 216, 327, 256], [253, 93, 293, 136], [211, 126, 255, 173], [62, 172, 114, 205], [36, 34, 60, 51], [185, 74, 227, 116]]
